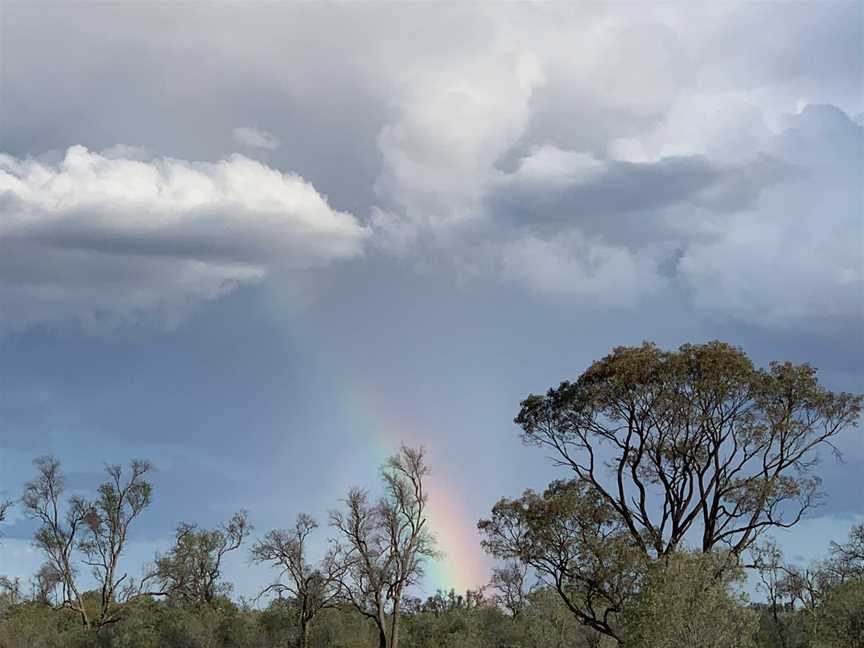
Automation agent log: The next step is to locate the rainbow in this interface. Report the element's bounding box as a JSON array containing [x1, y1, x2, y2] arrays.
[[264, 290, 491, 595], [339, 382, 492, 595]]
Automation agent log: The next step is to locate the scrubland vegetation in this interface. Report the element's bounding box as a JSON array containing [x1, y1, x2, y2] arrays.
[[0, 341, 861, 647]]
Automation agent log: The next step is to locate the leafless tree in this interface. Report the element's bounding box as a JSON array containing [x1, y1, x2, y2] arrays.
[[21, 456, 154, 631], [330, 488, 390, 648], [251, 513, 343, 648], [21, 456, 93, 627], [753, 541, 797, 648], [330, 445, 437, 648], [148, 511, 250, 607]]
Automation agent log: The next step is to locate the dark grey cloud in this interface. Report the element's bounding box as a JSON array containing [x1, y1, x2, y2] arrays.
[[489, 153, 793, 229]]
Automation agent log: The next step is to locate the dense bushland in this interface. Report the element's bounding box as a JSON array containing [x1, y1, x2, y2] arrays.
[[0, 341, 860, 647]]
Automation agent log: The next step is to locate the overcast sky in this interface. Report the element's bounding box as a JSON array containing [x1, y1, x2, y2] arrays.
[[0, 1, 862, 597]]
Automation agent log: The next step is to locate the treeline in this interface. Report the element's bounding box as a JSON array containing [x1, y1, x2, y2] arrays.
[[0, 341, 862, 648]]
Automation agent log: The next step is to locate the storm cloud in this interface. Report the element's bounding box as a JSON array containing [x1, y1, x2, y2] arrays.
[[2, 1, 861, 330], [0, 0, 861, 596]]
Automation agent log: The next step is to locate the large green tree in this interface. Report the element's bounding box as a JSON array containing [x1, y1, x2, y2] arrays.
[[514, 341, 860, 558], [483, 341, 861, 644]]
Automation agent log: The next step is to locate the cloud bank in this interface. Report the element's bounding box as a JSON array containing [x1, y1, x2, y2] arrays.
[[0, 146, 367, 327], [358, 6, 862, 326], [1, 2, 861, 330]]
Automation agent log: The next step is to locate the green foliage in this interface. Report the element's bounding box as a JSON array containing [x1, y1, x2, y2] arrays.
[[815, 579, 864, 648], [150, 512, 250, 607], [0, 592, 600, 648], [478, 479, 645, 640], [0, 602, 86, 648], [514, 341, 861, 559], [624, 551, 757, 648]]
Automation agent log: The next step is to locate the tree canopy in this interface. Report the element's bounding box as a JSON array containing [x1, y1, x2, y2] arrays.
[[514, 341, 860, 558]]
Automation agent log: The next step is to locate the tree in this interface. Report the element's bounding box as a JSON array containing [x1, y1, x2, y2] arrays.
[[330, 445, 437, 648], [0, 577, 22, 611], [522, 587, 610, 648], [753, 541, 802, 648], [79, 460, 153, 629], [830, 522, 864, 580], [515, 342, 861, 559], [479, 479, 644, 643], [21, 456, 154, 631], [624, 550, 757, 648], [251, 513, 342, 648], [149, 511, 250, 607], [31, 564, 62, 606], [754, 524, 864, 648], [816, 579, 864, 648], [21, 456, 93, 628], [489, 562, 529, 618]]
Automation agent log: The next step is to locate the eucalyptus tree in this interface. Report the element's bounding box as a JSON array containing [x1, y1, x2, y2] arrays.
[[624, 551, 757, 648], [831, 523, 864, 580], [753, 524, 864, 647], [149, 510, 250, 607], [514, 341, 861, 558], [480, 480, 644, 642], [483, 341, 861, 644]]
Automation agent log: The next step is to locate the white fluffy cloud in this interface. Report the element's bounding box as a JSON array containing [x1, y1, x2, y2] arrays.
[[0, 146, 368, 327]]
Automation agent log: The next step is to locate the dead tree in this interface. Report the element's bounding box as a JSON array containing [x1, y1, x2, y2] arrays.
[[330, 446, 437, 648], [251, 513, 342, 648]]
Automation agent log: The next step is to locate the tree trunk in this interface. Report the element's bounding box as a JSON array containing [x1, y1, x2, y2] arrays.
[[74, 598, 90, 630], [375, 602, 389, 648], [297, 616, 309, 648], [390, 593, 401, 648]]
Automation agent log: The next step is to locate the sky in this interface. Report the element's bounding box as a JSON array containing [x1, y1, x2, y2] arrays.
[[0, 1, 862, 599]]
